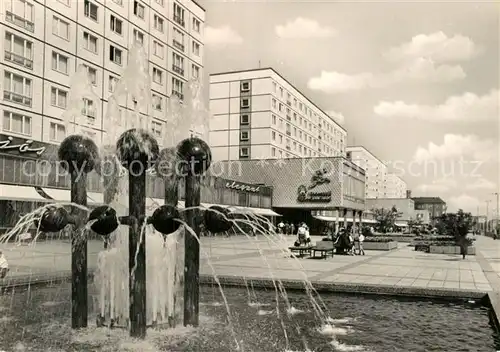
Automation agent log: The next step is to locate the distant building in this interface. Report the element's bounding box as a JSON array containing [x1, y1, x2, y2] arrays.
[[414, 209, 431, 225], [412, 197, 447, 224], [384, 173, 407, 198], [365, 197, 416, 227], [209, 67, 347, 161]]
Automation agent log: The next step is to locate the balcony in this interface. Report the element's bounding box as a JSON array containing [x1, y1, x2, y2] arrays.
[[4, 51, 33, 69], [173, 15, 185, 27], [172, 65, 184, 76], [5, 11, 34, 32], [286, 131, 291, 136], [87, 116, 96, 125], [286, 100, 291, 106], [286, 145, 291, 150], [172, 91, 184, 100], [3, 90, 32, 107], [173, 40, 184, 52]]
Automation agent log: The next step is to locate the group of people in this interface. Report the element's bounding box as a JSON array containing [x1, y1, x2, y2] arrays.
[[277, 221, 297, 235], [333, 227, 365, 255]]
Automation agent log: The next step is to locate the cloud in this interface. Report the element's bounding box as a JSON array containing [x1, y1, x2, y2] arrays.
[[448, 194, 481, 213], [374, 89, 499, 121], [413, 134, 497, 163], [465, 178, 497, 191], [307, 58, 464, 93], [416, 178, 458, 193], [275, 18, 336, 39], [204, 26, 243, 45], [384, 32, 480, 63], [326, 110, 345, 124]]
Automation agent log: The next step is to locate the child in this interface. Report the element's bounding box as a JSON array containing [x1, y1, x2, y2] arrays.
[[0, 250, 9, 279]]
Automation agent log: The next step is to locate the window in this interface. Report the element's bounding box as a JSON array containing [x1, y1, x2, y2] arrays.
[[109, 45, 122, 65], [84, 65, 97, 85], [110, 15, 122, 35], [240, 131, 249, 141], [133, 29, 144, 44], [51, 51, 68, 74], [108, 75, 118, 92], [240, 114, 249, 125], [52, 16, 69, 40], [5, 0, 34, 32], [173, 28, 184, 51], [112, 0, 123, 5], [192, 41, 200, 56], [155, 0, 164, 5], [172, 77, 183, 99], [272, 115, 276, 124], [192, 64, 200, 80], [152, 94, 162, 111], [272, 131, 276, 140], [3, 71, 32, 106], [82, 130, 96, 140], [192, 18, 200, 32], [84, 0, 98, 21], [82, 98, 95, 124], [241, 98, 249, 108], [172, 53, 184, 75], [83, 32, 98, 53], [153, 41, 164, 58], [279, 87, 283, 97], [239, 147, 249, 158], [4, 32, 33, 69], [152, 67, 163, 84], [151, 120, 162, 137], [173, 2, 185, 26], [154, 15, 164, 32], [240, 81, 250, 92], [3, 111, 31, 135], [271, 147, 276, 157], [50, 87, 67, 108], [49, 122, 66, 142], [272, 99, 276, 109], [133, 1, 145, 19]]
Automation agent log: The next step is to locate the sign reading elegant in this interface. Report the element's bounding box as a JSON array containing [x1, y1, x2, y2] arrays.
[[225, 181, 261, 193], [0, 135, 46, 156], [297, 167, 332, 203]]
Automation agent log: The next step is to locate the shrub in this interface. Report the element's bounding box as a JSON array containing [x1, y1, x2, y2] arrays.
[[364, 236, 394, 243]]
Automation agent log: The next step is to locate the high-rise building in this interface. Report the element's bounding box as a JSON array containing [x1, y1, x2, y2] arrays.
[[384, 173, 407, 198], [346, 146, 387, 199], [209, 68, 347, 161], [1, 0, 205, 146]]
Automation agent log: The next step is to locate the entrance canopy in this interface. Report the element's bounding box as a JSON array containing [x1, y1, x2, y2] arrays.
[[314, 215, 377, 224], [228, 206, 281, 217]]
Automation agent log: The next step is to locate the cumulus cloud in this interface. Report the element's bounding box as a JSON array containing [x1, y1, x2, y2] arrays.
[[384, 32, 481, 63], [204, 26, 243, 45], [465, 178, 497, 191], [374, 89, 499, 122], [413, 134, 497, 163], [275, 18, 336, 39], [307, 58, 464, 93], [326, 110, 345, 124], [416, 178, 458, 193], [447, 194, 481, 213]]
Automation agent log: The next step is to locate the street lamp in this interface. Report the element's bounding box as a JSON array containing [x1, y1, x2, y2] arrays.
[[485, 200, 491, 234], [493, 192, 499, 234]]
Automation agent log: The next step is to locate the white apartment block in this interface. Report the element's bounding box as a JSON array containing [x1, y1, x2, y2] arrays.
[[346, 146, 388, 199], [209, 68, 347, 161], [384, 173, 407, 198], [0, 0, 204, 146]]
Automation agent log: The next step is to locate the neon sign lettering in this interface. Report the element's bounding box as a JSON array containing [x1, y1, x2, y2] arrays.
[[225, 181, 260, 193], [0, 137, 46, 156]]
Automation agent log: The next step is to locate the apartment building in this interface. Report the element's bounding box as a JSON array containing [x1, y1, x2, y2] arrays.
[[346, 146, 387, 198], [209, 67, 347, 161], [384, 173, 407, 198], [0, 0, 205, 147]]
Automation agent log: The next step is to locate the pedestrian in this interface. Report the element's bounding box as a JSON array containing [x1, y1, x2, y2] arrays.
[[358, 232, 365, 255], [0, 250, 9, 279], [290, 223, 295, 236], [277, 221, 284, 234]]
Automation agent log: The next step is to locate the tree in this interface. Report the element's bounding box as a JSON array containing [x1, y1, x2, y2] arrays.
[[435, 209, 474, 259], [408, 217, 423, 234], [372, 206, 402, 233]]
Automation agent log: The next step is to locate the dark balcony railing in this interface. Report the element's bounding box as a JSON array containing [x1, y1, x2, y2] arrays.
[[4, 51, 33, 69], [173, 40, 184, 52], [172, 91, 184, 100], [286, 131, 291, 136], [286, 145, 291, 150], [172, 65, 184, 76], [173, 15, 185, 27], [286, 101, 291, 106], [5, 11, 34, 32], [3, 90, 32, 107]]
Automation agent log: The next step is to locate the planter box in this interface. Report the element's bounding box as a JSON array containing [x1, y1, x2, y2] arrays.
[[363, 241, 398, 251], [429, 246, 476, 255]]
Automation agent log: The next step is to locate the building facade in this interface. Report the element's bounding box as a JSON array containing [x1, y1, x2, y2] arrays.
[[412, 197, 447, 224], [365, 198, 416, 226], [1, 0, 205, 146], [384, 173, 407, 198], [209, 68, 347, 161], [346, 146, 387, 199]]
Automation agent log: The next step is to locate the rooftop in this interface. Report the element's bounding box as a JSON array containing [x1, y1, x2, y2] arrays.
[[412, 197, 446, 204]]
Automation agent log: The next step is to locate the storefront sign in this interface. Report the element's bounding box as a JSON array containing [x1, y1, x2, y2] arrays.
[[0, 135, 46, 156], [297, 167, 332, 203], [225, 181, 260, 193]]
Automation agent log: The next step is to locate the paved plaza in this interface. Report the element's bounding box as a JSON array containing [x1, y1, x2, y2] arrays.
[[0, 234, 499, 299]]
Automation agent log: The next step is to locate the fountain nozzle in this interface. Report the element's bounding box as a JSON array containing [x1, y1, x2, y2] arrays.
[[149, 205, 180, 235], [177, 137, 212, 176], [88, 206, 119, 236], [58, 135, 99, 174]]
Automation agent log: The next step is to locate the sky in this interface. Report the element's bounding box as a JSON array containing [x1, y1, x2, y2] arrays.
[[198, 0, 499, 215]]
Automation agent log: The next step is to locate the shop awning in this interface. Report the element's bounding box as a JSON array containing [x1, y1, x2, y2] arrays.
[[314, 216, 377, 224], [0, 184, 48, 202], [36, 187, 104, 205], [229, 206, 281, 217], [146, 198, 185, 209], [394, 222, 408, 227]]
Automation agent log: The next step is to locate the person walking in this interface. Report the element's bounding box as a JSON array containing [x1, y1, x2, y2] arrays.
[[0, 250, 9, 279], [358, 232, 365, 255]]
